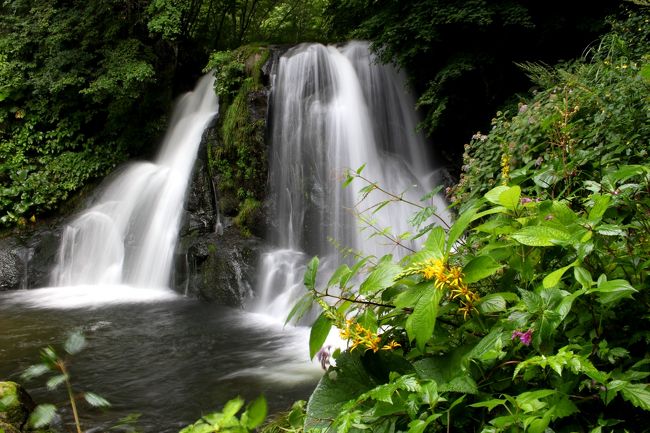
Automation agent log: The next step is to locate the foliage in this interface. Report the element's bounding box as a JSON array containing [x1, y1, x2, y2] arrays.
[[205, 46, 270, 230], [290, 12, 650, 433], [179, 396, 267, 433], [324, 0, 619, 165], [451, 10, 650, 207], [0, 0, 169, 228], [20, 331, 110, 433]]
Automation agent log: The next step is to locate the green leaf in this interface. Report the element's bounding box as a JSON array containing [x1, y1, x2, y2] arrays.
[[619, 383, 650, 411], [245, 395, 267, 429], [595, 224, 626, 237], [423, 226, 445, 259], [46, 374, 67, 390], [327, 264, 352, 288], [21, 363, 51, 380], [405, 285, 443, 352], [28, 404, 57, 428], [477, 294, 508, 313], [340, 257, 370, 288], [499, 185, 521, 210], [304, 256, 319, 290], [484, 186, 509, 205], [222, 397, 245, 418], [588, 194, 611, 223], [511, 226, 571, 246], [285, 293, 314, 325], [64, 330, 86, 355], [359, 260, 401, 294], [463, 255, 502, 283], [305, 352, 376, 430], [543, 261, 577, 288], [309, 312, 332, 359], [466, 328, 506, 364], [84, 392, 111, 407], [447, 205, 478, 253], [574, 266, 593, 289], [470, 399, 507, 411], [590, 279, 637, 304]]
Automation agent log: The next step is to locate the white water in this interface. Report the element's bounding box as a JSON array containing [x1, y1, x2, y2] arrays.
[[255, 42, 451, 318], [50, 74, 219, 292]]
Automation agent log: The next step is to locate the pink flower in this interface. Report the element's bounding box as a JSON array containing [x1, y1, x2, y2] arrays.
[[512, 329, 533, 346]]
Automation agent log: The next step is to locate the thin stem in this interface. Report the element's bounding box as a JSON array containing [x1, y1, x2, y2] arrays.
[[59, 361, 82, 433]]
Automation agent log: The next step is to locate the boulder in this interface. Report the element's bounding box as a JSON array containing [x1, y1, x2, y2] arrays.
[[0, 381, 36, 430]]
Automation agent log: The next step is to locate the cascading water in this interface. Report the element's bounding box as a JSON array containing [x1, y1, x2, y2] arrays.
[[255, 42, 450, 318], [51, 74, 219, 290]]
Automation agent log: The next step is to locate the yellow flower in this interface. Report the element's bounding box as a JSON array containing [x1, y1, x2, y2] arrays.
[[381, 341, 401, 351]]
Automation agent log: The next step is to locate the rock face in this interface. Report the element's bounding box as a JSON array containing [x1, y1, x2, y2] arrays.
[[0, 224, 61, 291], [174, 136, 267, 306]]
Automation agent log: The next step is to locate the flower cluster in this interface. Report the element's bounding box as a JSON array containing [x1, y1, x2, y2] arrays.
[[339, 320, 400, 353], [512, 329, 533, 346], [398, 258, 480, 319], [500, 153, 511, 185]]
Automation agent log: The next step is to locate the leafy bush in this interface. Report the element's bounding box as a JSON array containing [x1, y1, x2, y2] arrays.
[[290, 11, 650, 433]]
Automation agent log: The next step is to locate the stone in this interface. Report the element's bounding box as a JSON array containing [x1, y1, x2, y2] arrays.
[[0, 248, 22, 291], [0, 381, 36, 429]]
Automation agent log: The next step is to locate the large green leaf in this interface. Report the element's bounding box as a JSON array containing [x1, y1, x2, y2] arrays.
[[511, 226, 571, 246], [590, 278, 637, 304], [305, 352, 376, 430], [499, 185, 521, 211], [423, 226, 445, 259], [484, 186, 509, 205], [28, 404, 57, 428], [359, 260, 401, 294], [463, 255, 502, 283], [447, 205, 478, 253], [309, 312, 332, 359], [244, 395, 267, 429], [620, 383, 650, 411], [405, 285, 443, 352], [542, 261, 577, 288]]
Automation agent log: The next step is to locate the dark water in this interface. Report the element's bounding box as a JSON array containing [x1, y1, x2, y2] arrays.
[[0, 289, 321, 432]]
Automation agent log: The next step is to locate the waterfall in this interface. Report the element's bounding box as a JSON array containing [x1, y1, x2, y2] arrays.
[[254, 42, 450, 317], [51, 75, 219, 289]]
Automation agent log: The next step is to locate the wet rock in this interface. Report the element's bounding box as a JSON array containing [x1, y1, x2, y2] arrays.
[[0, 246, 22, 291], [0, 224, 62, 290], [0, 381, 36, 429], [174, 226, 265, 307]]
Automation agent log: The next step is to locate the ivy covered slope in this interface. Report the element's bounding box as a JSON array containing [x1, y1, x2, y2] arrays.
[[292, 11, 650, 433]]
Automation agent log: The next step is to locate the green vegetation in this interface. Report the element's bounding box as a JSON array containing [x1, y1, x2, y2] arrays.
[[0, 0, 328, 229], [287, 10, 650, 433], [205, 45, 270, 234], [19, 331, 110, 432], [179, 396, 267, 433]]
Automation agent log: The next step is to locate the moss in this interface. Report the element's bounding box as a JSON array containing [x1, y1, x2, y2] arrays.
[[0, 381, 35, 429], [206, 44, 270, 234], [233, 198, 262, 237]]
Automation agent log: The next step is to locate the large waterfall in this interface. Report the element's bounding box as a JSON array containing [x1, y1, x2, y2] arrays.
[[51, 75, 219, 289], [255, 42, 450, 318]]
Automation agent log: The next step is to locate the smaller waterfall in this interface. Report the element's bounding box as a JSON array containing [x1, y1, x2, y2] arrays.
[[52, 75, 219, 289]]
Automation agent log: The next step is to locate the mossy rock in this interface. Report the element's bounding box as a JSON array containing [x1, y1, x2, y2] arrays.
[[0, 421, 21, 433], [0, 381, 35, 429]]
